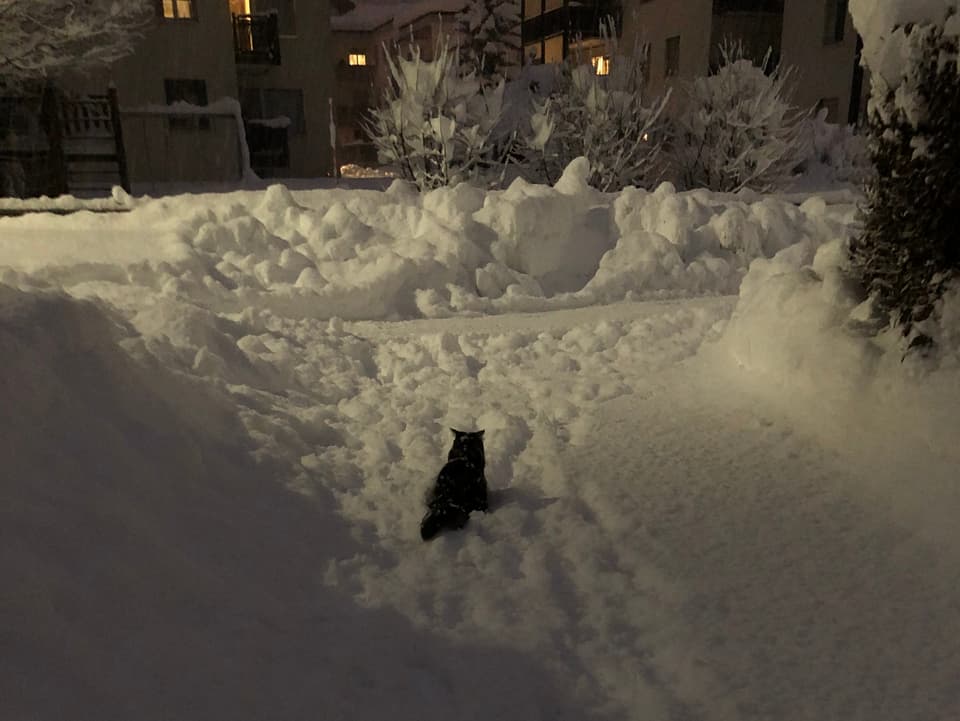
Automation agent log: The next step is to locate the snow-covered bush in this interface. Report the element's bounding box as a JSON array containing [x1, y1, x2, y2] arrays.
[[0, 0, 151, 87], [669, 43, 809, 193], [848, 1, 960, 339], [364, 37, 510, 191], [455, 0, 522, 84], [796, 108, 872, 187], [516, 31, 669, 192]]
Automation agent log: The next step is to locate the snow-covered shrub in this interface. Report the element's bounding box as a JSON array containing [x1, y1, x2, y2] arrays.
[[364, 36, 511, 191], [455, 0, 522, 84], [796, 108, 872, 186], [848, 2, 960, 339], [669, 43, 809, 193], [516, 31, 669, 192]]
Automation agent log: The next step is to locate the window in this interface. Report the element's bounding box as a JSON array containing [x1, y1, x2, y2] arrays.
[[823, 0, 848, 44], [348, 53, 367, 66], [665, 36, 680, 77], [164, 78, 209, 130], [251, 0, 296, 35], [160, 0, 196, 19], [241, 88, 306, 135], [591, 56, 611, 76]]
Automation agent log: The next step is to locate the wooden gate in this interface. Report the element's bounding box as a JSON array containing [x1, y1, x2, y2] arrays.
[[57, 89, 130, 195]]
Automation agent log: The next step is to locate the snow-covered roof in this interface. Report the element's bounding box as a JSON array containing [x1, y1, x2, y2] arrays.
[[332, 0, 468, 33]]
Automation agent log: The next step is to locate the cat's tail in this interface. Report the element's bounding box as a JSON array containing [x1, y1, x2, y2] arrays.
[[420, 511, 443, 541]]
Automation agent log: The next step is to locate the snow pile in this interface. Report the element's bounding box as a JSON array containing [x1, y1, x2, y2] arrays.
[[0, 161, 855, 323], [0, 286, 591, 720], [713, 232, 960, 463]]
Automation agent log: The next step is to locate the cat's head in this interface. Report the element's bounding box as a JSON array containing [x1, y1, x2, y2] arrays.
[[448, 428, 485, 464]]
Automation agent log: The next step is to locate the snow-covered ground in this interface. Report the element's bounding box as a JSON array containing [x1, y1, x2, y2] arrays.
[[2, 165, 959, 720]]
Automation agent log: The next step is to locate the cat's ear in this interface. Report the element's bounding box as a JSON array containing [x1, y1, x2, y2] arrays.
[[477, 429, 485, 437], [450, 427, 462, 436]]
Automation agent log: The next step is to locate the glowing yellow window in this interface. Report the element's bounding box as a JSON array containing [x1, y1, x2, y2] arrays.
[[592, 56, 611, 76], [348, 53, 368, 66], [162, 0, 196, 19]]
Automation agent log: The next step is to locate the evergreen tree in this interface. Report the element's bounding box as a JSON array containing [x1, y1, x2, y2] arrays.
[[849, 18, 960, 335], [454, 0, 521, 83]]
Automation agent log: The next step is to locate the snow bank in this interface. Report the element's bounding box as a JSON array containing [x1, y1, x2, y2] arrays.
[[0, 159, 856, 323], [0, 286, 594, 720], [713, 231, 960, 470]]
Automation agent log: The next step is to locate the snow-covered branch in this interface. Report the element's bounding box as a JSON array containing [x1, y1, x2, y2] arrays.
[[0, 0, 152, 87]]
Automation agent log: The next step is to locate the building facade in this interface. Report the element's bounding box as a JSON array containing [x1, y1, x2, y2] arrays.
[[621, 0, 866, 124], [67, 0, 336, 188], [330, 2, 468, 169], [520, 0, 623, 65], [518, 0, 865, 126]]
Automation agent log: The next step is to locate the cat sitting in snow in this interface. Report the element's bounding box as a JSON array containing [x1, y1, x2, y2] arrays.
[[420, 429, 489, 541]]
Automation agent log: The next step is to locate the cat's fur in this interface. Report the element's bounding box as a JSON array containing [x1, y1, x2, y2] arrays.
[[420, 429, 489, 541]]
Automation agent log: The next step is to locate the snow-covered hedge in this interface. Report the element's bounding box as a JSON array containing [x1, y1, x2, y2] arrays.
[[849, 0, 960, 338]]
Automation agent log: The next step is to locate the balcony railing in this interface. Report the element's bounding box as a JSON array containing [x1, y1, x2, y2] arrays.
[[233, 13, 281, 65], [522, 1, 623, 46]]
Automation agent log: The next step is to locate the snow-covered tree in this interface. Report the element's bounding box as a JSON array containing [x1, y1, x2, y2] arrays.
[[516, 24, 668, 191], [0, 0, 152, 87], [364, 36, 511, 190], [669, 42, 809, 193], [454, 0, 521, 83], [848, 1, 960, 340]]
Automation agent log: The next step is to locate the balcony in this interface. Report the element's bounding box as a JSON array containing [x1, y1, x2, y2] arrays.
[[233, 13, 281, 65], [522, 1, 623, 46]]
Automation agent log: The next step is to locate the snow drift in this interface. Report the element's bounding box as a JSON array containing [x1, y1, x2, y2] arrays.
[[0, 160, 855, 324]]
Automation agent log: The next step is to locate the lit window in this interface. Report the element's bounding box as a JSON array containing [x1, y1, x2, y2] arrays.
[[592, 56, 611, 76], [161, 0, 196, 19], [348, 53, 368, 66]]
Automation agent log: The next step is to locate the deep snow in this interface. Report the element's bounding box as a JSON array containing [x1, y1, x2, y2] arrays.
[[2, 166, 959, 720]]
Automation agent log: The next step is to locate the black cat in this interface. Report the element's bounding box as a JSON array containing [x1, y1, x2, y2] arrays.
[[420, 429, 489, 541]]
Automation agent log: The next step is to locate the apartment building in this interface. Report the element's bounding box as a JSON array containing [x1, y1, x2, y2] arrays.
[[520, 0, 623, 65], [68, 0, 337, 187], [620, 0, 866, 124], [519, 0, 865, 126], [331, 1, 467, 168]]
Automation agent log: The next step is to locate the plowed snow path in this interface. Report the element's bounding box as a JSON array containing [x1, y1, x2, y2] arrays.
[[561, 362, 960, 721], [333, 300, 960, 721]]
